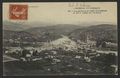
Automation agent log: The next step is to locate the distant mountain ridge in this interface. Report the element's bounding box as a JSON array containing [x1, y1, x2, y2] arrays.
[[3, 23, 117, 43], [3, 21, 31, 31]]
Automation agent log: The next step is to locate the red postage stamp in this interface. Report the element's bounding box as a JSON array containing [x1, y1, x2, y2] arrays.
[[9, 4, 28, 20]]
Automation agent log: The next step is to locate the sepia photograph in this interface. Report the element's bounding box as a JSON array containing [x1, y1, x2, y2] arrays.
[[3, 2, 118, 76]]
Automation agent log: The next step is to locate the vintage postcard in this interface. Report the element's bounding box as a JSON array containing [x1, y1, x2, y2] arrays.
[[3, 2, 118, 76]]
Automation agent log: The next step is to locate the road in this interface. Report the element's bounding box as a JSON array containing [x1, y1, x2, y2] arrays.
[[96, 50, 117, 56], [3, 55, 19, 63]]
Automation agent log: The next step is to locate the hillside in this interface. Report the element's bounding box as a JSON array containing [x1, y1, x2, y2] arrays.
[[25, 24, 82, 41], [26, 24, 82, 35], [3, 30, 36, 42], [69, 24, 117, 43]]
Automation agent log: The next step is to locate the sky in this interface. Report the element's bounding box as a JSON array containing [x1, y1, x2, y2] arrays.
[[3, 2, 117, 26]]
